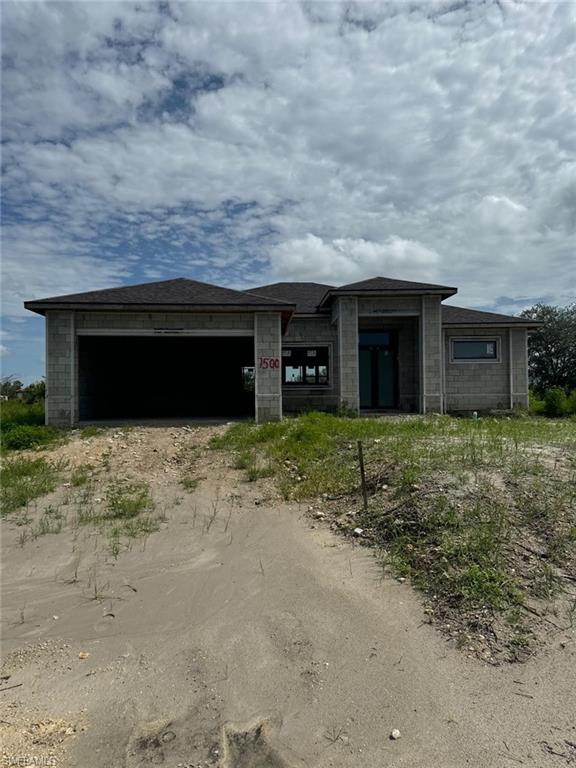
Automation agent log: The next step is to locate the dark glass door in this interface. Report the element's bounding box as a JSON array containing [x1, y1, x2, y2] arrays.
[[359, 332, 397, 409]]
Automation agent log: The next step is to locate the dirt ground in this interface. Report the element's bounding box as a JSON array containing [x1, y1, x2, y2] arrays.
[[1, 425, 575, 768]]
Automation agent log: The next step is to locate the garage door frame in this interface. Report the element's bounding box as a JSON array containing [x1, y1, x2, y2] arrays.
[[77, 328, 256, 420]]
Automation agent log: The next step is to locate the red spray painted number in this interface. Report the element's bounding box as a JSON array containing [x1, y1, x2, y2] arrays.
[[258, 357, 280, 369]]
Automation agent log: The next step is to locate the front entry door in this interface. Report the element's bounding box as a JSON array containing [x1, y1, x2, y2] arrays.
[[359, 332, 397, 409]]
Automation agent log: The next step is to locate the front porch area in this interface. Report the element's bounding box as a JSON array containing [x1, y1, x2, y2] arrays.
[[358, 317, 420, 413]]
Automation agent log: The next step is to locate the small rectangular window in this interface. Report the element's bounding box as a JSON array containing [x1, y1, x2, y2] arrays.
[[452, 339, 498, 361], [282, 347, 329, 385], [241, 367, 255, 392]]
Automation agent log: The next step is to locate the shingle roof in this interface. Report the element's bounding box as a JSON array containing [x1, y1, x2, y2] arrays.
[[247, 282, 334, 314], [331, 276, 457, 293], [25, 277, 295, 313], [442, 305, 540, 326]]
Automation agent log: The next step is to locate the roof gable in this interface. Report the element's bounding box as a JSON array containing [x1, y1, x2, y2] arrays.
[[332, 276, 457, 293]]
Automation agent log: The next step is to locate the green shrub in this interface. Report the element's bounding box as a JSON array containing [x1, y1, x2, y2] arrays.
[[1, 424, 60, 451], [568, 389, 576, 415], [543, 388, 569, 417], [1, 400, 45, 427], [529, 389, 545, 414]]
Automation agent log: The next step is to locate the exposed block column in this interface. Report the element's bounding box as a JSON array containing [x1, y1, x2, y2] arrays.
[[254, 312, 282, 422], [337, 297, 359, 412], [46, 310, 77, 426], [510, 328, 529, 408], [421, 296, 443, 413]]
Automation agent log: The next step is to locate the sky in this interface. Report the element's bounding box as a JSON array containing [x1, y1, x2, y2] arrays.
[[1, 0, 575, 382]]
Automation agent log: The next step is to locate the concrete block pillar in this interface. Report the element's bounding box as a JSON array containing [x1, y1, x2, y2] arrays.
[[420, 296, 443, 413], [45, 310, 77, 426], [254, 312, 282, 422], [337, 297, 359, 411], [510, 328, 529, 408]]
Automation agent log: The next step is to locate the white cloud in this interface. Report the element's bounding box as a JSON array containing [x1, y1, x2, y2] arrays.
[[1, 223, 130, 317], [269, 234, 440, 284], [474, 195, 528, 233]]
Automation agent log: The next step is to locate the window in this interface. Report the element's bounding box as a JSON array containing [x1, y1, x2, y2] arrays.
[[241, 366, 255, 392], [451, 338, 499, 361], [282, 347, 329, 385]]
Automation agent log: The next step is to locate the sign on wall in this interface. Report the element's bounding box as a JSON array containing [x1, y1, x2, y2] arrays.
[[258, 357, 280, 369]]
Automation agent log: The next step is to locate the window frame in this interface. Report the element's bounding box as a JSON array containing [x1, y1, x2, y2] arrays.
[[281, 344, 332, 387], [449, 336, 501, 364]]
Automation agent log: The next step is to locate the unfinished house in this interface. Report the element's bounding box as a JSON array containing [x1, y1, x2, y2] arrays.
[[25, 276, 539, 425]]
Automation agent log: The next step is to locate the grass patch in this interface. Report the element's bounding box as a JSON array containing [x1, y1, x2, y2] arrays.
[[214, 412, 576, 660], [72, 479, 161, 555], [1, 424, 62, 451], [0, 457, 61, 515], [106, 480, 153, 519], [80, 425, 103, 439], [1, 400, 64, 452], [1, 399, 45, 426]]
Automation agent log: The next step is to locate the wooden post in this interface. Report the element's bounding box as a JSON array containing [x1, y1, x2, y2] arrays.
[[357, 439, 368, 514]]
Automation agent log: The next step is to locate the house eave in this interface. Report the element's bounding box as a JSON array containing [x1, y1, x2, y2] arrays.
[[319, 287, 457, 308], [442, 321, 542, 329], [24, 301, 296, 316]]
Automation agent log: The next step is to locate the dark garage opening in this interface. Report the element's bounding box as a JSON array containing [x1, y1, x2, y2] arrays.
[[79, 336, 255, 420]]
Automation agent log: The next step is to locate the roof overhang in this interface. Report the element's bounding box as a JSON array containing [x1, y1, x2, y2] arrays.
[[319, 287, 457, 308], [442, 321, 542, 329], [24, 301, 296, 331]]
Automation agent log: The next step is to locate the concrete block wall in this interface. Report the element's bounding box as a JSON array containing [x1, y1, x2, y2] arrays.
[[510, 328, 529, 408], [281, 316, 339, 413], [396, 318, 419, 411], [444, 327, 511, 411], [76, 311, 254, 332], [254, 312, 282, 422], [358, 296, 421, 315], [46, 311, 76, 426], [421, 296, 443, 412], [336, 297, 359, 411]]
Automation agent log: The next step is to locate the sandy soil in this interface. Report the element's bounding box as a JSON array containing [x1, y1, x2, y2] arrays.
[[1, 425, 575, 768]]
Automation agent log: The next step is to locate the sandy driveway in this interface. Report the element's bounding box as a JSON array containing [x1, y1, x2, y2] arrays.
[[1, 426, 575, 767]]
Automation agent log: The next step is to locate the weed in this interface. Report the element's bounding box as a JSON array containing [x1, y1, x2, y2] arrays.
[[122, 514, 160, 537], [530, 562, 562, 600], [106, 480, 153, 520], [1, 457, 61, 515], [233, 451, 252, 470], [13, 512, 32, 527], [76, 504, 98, 526], [107, 530, 122, 559], [323, 726, 346, 745], [180, 476, 200, 491], [70, 464, 93, 487], [80, 425, 103, 439], [34, 505, 65, 536]]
